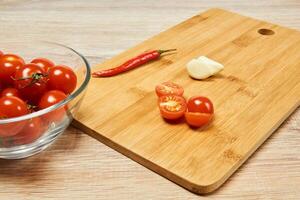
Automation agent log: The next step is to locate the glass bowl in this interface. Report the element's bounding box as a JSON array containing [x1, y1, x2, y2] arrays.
[[0, 41, 91, 159]]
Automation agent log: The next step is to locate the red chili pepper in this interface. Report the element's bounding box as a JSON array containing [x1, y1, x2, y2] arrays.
[[92, 49, 176, 77]]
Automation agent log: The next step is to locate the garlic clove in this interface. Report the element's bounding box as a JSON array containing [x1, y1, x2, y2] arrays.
[[186, 56, 224, 80]]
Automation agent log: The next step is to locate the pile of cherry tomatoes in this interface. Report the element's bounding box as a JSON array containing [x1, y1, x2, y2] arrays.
[[0, 50, 77, 146], [155, 82, 214, 127]]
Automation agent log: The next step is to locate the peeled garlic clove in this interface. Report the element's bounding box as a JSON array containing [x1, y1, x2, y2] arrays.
[[186, 56, 224, 80]]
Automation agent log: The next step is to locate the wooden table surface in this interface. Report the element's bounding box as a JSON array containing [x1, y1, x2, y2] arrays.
[[0, 1, 299, 199]]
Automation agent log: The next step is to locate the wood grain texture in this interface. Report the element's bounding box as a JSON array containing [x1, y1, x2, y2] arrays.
[[0, 0, 299, 199], [74, 8, 300, 193]]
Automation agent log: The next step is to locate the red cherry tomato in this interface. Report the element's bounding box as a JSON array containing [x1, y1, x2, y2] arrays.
[[158, 95, 187, 120], [0, 96, 28, 118], [185, 96, 214, 127], [31, 57, 55, 72], [48, 65, 77, 94], [0, 54, 25, 85], [0, 50, 3, 57], [38, 90, 67, 123], [186, 96, 214, 114], [0, 111, 7, 119], [13, 117, 46, 145], [185, 112, 213, 127], [155, 82, 184, 97], [0, 81, 4, 92], [1, 88, 20, 98], [14, 63, 48, 104], [0, 96, 29, 137]]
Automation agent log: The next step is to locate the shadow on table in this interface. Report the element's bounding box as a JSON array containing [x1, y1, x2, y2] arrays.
[[0, 126, 83, 184]]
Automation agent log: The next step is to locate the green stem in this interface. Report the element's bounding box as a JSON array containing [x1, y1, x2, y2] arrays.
[[157, 49, 177, 54]]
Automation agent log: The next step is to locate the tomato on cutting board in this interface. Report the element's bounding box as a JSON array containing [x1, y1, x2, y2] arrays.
[[185, 96, 214, 127], [186, 96, 214, 114], [155, 82, 184, 97], [158, 95, 187, 120], [31, 57, 55, 72], [0, 54, 25, 85], [184, 112, 213, 127]]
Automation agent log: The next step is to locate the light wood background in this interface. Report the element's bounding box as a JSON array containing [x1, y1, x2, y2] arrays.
[[0, 0, 299, 199]]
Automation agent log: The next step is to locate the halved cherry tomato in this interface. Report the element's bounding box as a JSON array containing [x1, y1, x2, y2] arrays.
[[185, 112, 213, 127], [38, 90, 67, 123], [158, 95, 187, 120], [155, 82, 184, 97], [1, 88, 20, 98], [0, 96, 29, 137], [31, 57, 55, 72], [13, 117, 46, 145], [14, 63, 48, 104], [187, 96, 214, 114], [47, 65, 77, 94], [0, 54, 25, 85]]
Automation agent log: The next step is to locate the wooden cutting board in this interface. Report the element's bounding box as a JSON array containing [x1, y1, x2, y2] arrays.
[[73, 8, 300, 194]]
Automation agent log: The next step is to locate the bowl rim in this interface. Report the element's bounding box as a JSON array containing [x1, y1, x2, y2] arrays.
[[0, 42, 91, 124]]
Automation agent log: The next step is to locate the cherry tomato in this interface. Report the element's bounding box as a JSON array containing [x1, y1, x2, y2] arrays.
[[0, 81, 4, 92], [185, 112, 213, 127], [48, 65, 77, 94], [155, 82, 184, 97], [14, 63, 48, 104], [38, 90, 67, 123], [158, 95, 187, 120], [1, 88, 20, 98], [0, 54, 25, 85], [0, 50, 3, 57], [0, 96, 29, 137], [185, 96, 214, 127], [186, 96, 214, 114], [13, 117, 46, 145], [0, 96, 28, 118], [0, 111, 7, 119], [31, 57, 55, 72]]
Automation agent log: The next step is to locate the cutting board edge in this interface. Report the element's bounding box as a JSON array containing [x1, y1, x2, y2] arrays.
[[202, 8, 300, 33], [72, 119, 219, 194], [73, 100, 298, 194]]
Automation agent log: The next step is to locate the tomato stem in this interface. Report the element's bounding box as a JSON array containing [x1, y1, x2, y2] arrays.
[[27, 104, 37, 112], [12, 73, 48, 88]]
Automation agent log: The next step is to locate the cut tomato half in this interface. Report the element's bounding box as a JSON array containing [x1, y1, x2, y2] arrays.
[[185, 112, 213, 127], [155, 82, 184, 97], [158, 95, 186, 120]]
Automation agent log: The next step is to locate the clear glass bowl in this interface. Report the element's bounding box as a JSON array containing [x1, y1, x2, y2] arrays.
[[0, 41, 91, 159]]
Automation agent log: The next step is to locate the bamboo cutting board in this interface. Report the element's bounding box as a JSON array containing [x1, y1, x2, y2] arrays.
[[74, 8, 300, 194]]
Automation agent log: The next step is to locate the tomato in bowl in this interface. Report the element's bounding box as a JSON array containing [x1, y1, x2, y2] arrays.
[[0, 41, 90, 159]]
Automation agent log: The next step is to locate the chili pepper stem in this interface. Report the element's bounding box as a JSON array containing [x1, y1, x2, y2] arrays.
[[157, 49, 177, 54]]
